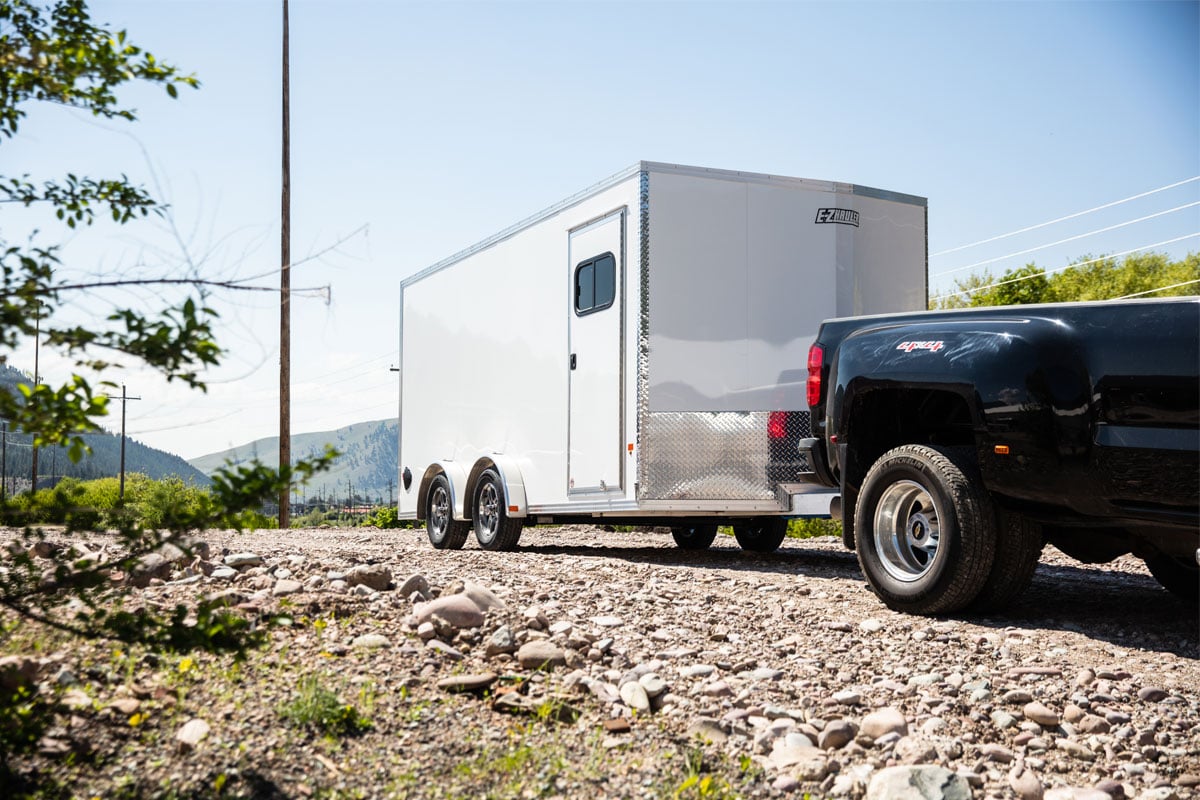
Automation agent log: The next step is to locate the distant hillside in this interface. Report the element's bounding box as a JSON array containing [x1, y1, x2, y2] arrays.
[[189, 419, 398, 505], [1, 364, 210, 491]]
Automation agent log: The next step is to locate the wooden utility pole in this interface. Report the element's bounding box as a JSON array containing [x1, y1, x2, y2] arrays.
[[30, 304, 39, 492], [279, 0, 292, 529], [117, 385, 141, 501]]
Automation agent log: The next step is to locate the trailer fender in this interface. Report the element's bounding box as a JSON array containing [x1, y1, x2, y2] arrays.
[[418, 462, 471, 522], [466, 456, 528, 518]]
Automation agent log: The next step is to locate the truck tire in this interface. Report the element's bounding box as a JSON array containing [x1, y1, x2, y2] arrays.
[[968, 510, 1043, 613], [733, 518, 788, 553], [426, 474, 469, 550], [854, 445, 996, 615], [671, 524, 718, 550], [473, 469, 523, 551], [1145, 553, 1199, 604]]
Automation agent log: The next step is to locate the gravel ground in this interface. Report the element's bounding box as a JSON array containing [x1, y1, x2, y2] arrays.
[[3, 524, 1198, 800]]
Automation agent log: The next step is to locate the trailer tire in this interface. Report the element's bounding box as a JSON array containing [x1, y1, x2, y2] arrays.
[[733, 518, 788, 553], [671, 524, 719, 550], [473, 469, 523, 551], [967, 510, 1043, 613], [1145, 552, 1199, 604], [855, 445, 996, 615], [426, 474, 469, 550]]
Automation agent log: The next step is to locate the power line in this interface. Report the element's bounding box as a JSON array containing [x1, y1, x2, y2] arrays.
[[932, 176, 1200, 257], [1113, 279, 1200, 300], [931, 202, 1200, 278], [930, 233, 1200, 303]]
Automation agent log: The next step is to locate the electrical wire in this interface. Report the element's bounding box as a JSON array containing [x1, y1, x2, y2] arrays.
[[932, 202, 1200, 278], [932, 176, 1200, 257], [1112, 279, 1200, 300]]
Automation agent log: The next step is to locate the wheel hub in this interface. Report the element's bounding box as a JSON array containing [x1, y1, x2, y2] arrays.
[[874, 480, 942, 583]]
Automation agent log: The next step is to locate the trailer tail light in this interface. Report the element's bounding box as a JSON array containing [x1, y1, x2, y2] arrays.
[[806, 344, 824, 408], [768, 411, 788, 439]]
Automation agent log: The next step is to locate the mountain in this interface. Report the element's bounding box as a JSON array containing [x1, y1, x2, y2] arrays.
[[1, 364, 210, 490], [188, 419, 399, 505]]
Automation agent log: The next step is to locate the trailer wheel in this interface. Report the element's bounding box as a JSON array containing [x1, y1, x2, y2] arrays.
[[671, 524, 718, 550], [967, 510, 1043, 613], [733, 518, 788, 553], [426, 474, 469, 550], [473, 469, 523, 551], [854, 445, 996, 615], [1144, 552, 1199, 604]]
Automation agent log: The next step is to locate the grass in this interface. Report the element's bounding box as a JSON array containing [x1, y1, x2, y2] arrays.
[[277, 674, 372, 737]]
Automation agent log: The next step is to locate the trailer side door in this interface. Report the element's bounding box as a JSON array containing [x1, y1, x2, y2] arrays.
[[568, 209, 625, 495]]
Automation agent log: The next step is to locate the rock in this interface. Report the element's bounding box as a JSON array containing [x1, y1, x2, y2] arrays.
[[461, 581, 506, 612], [60, 689, 92, 711], [1044, 789, 1110, 800], [619, 680, 651, 712], [1024, 701, 1060, 726], [768, 744, 828, 781], [681, 664, 716, 679], [1004, 689, 1035, 704], [271, 579, 302, 596], [351, 633, 390, 649], [516, 641, 566, 670], [129, 552, 173, 587], [818, 719, 857, 750], [895, 737, 938, 765], [1055, 739, 1097, 761], [1077, 713, 1111, 734], [397, 574, 430, 599], [1137, 687, 1168, 702], [1009, 767, 1044, 800], [686, 718, 728, 743], [638, 673, 667, 698], [591, 615, 623, 627], [175, 718, 210, 752], [832, 689, 862, 705], [0, 655, 39, 691], [223, 552, 262, 568], [415, 594, 485, 629], [109, 697, 141, 715], [860, 618, 884, 633], [486, 625, 518, 656], [772, 775, 802, 793], [436, 672, 498, 693], [981, 743, 1015, 763], [1134, 790, 1180, 800], [210, 566, 237, 581], [425, 640, 464, 660], [865, 765, 972, 800], [748, 667, 784, 681], [861, 707, 908, 740], [345, 564, 391, 591]]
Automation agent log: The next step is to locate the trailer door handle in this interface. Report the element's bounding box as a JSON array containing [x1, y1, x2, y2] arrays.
[[570, 353, 577, 370]]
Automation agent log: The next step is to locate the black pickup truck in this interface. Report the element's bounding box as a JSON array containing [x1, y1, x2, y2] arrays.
[[798, 297, 1199, 614]]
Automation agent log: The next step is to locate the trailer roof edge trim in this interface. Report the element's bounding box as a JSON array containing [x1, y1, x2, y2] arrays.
[[401, 161, 927, 288]]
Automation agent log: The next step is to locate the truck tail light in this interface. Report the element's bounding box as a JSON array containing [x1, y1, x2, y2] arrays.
[[768, 411, 788, 439], [806, 344, 824, 408]]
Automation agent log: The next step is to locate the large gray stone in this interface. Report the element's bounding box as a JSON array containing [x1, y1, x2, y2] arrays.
[[862, 707, 909, 740], [865, 766, 972, 800], [415, 594, 485, 629], [346, 564, 392, 591], [516, 640, 566, 670]]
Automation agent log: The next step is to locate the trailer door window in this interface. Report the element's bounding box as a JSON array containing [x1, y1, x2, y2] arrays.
[[575, 252, 616, 315]]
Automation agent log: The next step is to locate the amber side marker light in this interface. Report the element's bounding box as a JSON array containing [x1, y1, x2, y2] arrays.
[[994, 445, 1011, 455], [508, 505, 519, 513]]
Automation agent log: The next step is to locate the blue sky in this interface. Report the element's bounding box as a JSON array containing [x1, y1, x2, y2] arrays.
[[7, 0, 1199, 459]]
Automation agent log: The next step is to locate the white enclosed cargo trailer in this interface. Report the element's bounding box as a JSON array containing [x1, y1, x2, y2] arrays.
[[398, 162, 926, 552]]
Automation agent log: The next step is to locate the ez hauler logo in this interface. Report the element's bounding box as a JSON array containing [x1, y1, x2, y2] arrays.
[[897, 341, 945, 353], [814, 208, 860, 227]]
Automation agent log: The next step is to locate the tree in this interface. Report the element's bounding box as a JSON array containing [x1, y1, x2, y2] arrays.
[[933, 251, 1200, 308], [0, 0, 333, 770]]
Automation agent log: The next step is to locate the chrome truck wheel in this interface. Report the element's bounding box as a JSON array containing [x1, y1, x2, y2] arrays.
[[854, 445, 996, 615]]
